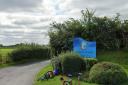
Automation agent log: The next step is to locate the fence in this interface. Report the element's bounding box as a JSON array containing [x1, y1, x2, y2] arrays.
[[0, 56, 10, 64]]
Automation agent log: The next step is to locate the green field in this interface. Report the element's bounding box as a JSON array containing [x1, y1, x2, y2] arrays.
[[0, 48, 14, 68], [34, 50, 128, 85], [0, 48, 14, 56]]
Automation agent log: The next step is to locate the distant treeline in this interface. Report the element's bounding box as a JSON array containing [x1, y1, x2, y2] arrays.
[[0, 43, 49, 48], [0, 43, 23, 48]]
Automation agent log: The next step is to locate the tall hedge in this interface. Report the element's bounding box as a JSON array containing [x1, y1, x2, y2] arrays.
[[59, 52, 86, 74], [9, 44, 51, 62]]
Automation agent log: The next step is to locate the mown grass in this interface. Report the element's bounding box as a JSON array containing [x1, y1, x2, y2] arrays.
[[34, 65, 97, 85], [34, 50, 128, 85]]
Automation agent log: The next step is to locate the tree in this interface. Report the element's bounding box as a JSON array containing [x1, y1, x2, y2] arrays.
[[49, 9, 128, 55], [0, 44, 3, 47]]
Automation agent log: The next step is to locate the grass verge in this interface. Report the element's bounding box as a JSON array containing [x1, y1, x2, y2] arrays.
[[34, 65, 98, 85], [34, 50, 128, 85]]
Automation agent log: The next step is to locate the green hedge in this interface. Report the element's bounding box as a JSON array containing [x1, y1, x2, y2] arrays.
[[89, 62, 127, 85], [9, 45, 51, 62], [59, 52, 85, 74], [51, 52, 98, 74]]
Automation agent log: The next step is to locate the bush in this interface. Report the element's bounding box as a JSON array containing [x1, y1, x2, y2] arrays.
[[51, 56, 62, 73], [59, 52, 85, 74], [89, 62, 127, 85], [51, 53, 98, 74], [9, 45, 51, 62], [84, 58, 98, 71]]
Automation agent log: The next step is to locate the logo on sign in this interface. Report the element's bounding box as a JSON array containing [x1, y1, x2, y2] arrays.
[[80, 42, 87, 50]]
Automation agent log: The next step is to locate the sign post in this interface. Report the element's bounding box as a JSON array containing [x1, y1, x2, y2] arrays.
[[73, 37, 96, 58]]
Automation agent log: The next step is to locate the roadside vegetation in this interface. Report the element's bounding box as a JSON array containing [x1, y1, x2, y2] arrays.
[[34, 9, 128, 85], [49, 9, 128, 55], [0, 43, 52, 67], [34, 51, 128, 85], [0, 9, 128, 85], [9, 44, 51, 63]]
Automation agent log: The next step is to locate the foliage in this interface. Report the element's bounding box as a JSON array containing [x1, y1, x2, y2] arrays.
[[51, 56, 62, 73], [0, 44, 3, 47], [49, 9, 128, 54], [51, 54, 98, 74], [34, 65, 98, 85], [8, 44, 51, 62], [59, 52, 86, 74], [89, 62, 128, 85], [35, 51, 128, 85], [84, 58, 98, 71]]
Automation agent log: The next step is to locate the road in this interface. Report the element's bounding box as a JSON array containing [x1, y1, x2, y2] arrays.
[[0, 60, 49, 85]]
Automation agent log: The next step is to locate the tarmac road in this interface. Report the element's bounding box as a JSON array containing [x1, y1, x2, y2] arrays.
[[0, 60, 50, 85]]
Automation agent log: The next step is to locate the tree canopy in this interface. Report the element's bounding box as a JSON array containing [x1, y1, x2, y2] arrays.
[[49, 9, 128, 55]]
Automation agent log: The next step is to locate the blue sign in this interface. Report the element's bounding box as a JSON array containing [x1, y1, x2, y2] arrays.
[[73, 37, 96, 58]]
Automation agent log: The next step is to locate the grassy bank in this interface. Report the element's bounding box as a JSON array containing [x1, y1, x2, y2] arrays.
[[97, 50, 128, 74], [34, 50, 128, 85], [34, 65, 97, 85]]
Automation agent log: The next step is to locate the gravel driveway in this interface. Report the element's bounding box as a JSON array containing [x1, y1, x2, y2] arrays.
[[0, 60, 50, 85]]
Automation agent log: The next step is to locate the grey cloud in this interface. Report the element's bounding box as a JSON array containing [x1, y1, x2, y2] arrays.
[[60, 0, 128, 17], [13, 18, 51, 26], [0, 29, 49, 45], [40, 17, 52, 22], [0, 28, 48, 35], [68, 0, 127, 9], [1, 0, 128, 45], [0, 25, 20, 29], [14, 20, 39, 26], [0, 0, 43, 12]]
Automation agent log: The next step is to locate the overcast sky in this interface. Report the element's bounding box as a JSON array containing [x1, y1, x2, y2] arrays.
[[0, 0, 128, 45]]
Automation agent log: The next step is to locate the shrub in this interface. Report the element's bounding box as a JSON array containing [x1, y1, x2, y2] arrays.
[[84, 58, 98, 71], [59, 52, 85, 74], [89, 62, 127, 85], [51, 56, 62, 73], [9, 45, 51, 62]]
